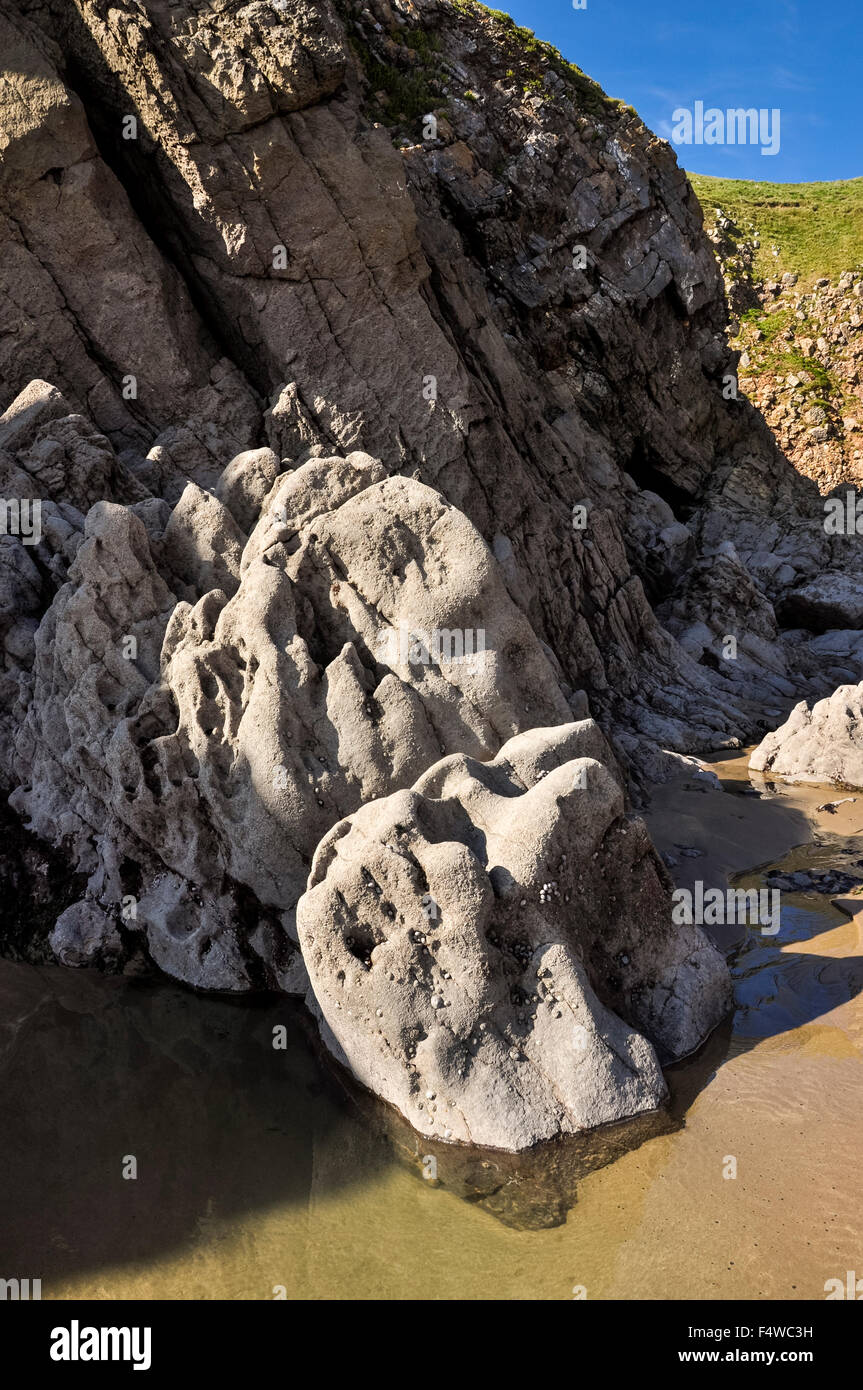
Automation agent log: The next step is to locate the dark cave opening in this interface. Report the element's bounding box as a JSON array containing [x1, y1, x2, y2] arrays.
[[626, 438, 696, 520]]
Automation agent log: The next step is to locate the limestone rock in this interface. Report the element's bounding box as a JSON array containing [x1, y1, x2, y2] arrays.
[[50, 899, 121, 967], [5, 0, 863, 764], [216, 448, 281, 534], [0, 0, 860, 1153], [0, 380, 77, 455], [750, 683, 863, 787], [0, 3, 259, 464], [297, 723, 731, 1151], [9, 457, 572, 990], [778, 573, 863, 632], [161, 483, 246, 602]]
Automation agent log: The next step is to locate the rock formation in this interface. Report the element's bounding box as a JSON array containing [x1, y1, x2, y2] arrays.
[[738, 270, 863, 495], [750, 683, 863, 788], [298, 722, 730, 1150], [1, 0, 861, 1149], [8, 435, 573, 990]]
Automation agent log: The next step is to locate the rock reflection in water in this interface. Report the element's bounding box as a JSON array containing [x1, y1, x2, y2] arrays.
[[322, 1060, 679, 1231]]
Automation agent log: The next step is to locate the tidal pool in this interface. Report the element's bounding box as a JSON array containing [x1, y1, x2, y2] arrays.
[[2, 751, 862, 1299]]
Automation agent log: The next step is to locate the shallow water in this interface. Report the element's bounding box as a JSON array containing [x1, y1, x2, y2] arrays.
[[2, 752, 863, 1300]]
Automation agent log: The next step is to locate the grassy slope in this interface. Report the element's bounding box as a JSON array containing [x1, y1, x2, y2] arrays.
[[689, 173, 863, 287]]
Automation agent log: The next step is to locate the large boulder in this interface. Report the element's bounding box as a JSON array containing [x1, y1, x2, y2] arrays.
[[10, 453, 573, 989], [297, 723, 731, 1152], [750, 683, 863, 787]]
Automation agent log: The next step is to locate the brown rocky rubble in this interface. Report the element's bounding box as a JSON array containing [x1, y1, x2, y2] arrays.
[[0, 0, 860, 1149], [740, 271, 863, 495]]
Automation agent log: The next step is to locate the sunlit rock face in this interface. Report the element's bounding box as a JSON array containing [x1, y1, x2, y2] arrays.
[[6, 0, 862, 779], [7, 436, 571, 991], [298, 723, 731, 1151], [751, 683, 863, 789]]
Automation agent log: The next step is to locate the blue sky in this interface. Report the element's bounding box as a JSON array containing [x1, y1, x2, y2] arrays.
[[500, 0, 861, 182]]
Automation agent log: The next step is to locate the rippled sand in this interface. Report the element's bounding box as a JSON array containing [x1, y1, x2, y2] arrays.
[[2, 750, 862, 1299]]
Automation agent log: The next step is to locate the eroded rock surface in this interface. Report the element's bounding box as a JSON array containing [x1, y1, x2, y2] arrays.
[[298, 723, 730, 1150], [751, 683, 863, 788], [8, 447, 572, 990], [5, 0, 863, 780]]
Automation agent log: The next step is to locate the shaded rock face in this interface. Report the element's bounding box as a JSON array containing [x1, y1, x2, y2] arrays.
[[298, 723, 730, 1151], [777, 572, 863, 633], [750, 684, 863, 789]]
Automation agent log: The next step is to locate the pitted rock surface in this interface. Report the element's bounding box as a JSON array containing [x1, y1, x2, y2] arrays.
[[298, 723, 730, 1150]]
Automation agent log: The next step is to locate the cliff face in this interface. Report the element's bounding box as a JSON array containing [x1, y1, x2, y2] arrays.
[[1, 0, 860, 1148], [736, 271, 863, 495], [697, 200, 863, 495], [6, 0, 858, 755]]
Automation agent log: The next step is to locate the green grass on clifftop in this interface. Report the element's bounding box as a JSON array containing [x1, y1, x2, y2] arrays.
[[689, 173, 863, 287]]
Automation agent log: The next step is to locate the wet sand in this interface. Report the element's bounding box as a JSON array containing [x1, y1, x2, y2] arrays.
[[2, 750, 863, 1299]]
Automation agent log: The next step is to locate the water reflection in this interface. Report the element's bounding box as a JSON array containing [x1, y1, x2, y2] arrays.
[[730, 846, 863, 1043]]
